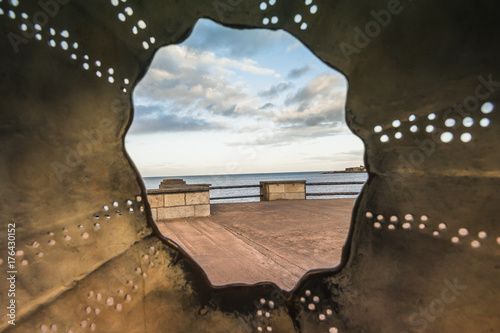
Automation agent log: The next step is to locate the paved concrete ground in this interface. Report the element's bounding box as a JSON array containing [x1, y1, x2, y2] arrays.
[[156, 199, 355, 290]]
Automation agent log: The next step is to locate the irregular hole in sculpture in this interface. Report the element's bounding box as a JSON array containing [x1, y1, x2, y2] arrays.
[[125, 19, 364, 290]]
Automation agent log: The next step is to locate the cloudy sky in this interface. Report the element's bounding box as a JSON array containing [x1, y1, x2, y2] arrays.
[[125, 19, 364, 177]]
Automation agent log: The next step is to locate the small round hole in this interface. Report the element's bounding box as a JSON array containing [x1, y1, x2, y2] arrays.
[[310, 5, 318, 14], [402, 222, 411, 230], [404, 214, 414, 221], [410, 125, 418, 133], [138, 20, 147, 29], [374, 125, 383, 133], [390, 216, 398, 223], [260, 2, 267, 10], [421, 215, 428, 222], [461, 133, 472, 142], [438, 223, 447, 230], [388, 224, 395, 230], [374, 222, 382, 229], [451, 236, 460, 244], [433, 231, 440, 237], [365, 212, 373, 219], [271, 16, 279, 24], [409, 114, 416, 121], [419, 223, 426, 230], [118, 13, 126, 21], [458, 228, 469, 236], [479, 118, 490, 127], [445, 118, 456, 127], [481, 102, 494, 114], [395, 132, 403, 139], [440, 132, 453, 143], [463, 117, 474, 127], [471, 240, 481, 248], [380, 134, 389, 142], [294, 14, 302, 23], [428, 113, 436, 120], [262, 17, 270, 25], [392, 120, 401, 128], [478, 231, 487, 239], [300, 22, 308, 30], [308, 303, 315, 311], [143, 41, 149, 50], [426, 125, 435, 133]]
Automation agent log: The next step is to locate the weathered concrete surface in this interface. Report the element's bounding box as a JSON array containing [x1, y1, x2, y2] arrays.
[[157, 199, 355, 290]]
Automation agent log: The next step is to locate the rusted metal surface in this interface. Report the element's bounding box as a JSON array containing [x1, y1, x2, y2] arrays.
[[0, 0, 499, 332]]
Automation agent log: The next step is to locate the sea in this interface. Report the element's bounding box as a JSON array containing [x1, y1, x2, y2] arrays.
[[143, 171, 368, 204]]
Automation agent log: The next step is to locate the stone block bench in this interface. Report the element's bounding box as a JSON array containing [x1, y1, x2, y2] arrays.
[[260, 180, 306, 201], [147, 180, 210, 220]]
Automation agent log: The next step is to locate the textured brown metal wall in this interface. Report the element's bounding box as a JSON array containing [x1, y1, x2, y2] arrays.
[[0, 0, 499, 332]]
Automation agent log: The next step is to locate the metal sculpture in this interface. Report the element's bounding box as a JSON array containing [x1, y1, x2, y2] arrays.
[[1, 0, 499, 332]]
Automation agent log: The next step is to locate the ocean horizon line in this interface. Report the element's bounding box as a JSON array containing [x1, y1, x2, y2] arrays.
[[143, 170, 367, 179]]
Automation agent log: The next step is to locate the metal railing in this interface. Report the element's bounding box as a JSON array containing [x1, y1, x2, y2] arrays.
[[209, 182, 364, 201], [210, 185, 261, 201], [305, 181, 364, 197]]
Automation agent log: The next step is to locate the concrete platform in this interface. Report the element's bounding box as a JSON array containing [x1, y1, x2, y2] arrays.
[[156, 198, 355, 290]]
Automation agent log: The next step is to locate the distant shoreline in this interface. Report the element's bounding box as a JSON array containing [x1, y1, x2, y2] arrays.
[[322, 171, 367, 174]]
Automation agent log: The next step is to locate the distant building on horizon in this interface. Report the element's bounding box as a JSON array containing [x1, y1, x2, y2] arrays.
[[344, 165, 366, 173]]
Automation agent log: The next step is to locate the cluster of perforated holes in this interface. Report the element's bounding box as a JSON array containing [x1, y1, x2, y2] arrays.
[[367, 211, 431, 232], [39, 324, 60, 333], [366, 212, 500, 249], [74, 244, 162, 333], [5, 1, 132, 93], [451, 228, 495, 249], [2, 0, 20, 21], [298, 290, 336, 330], [374, 102, 494, 144], [255, 298, 274, 332], [110, 0, 155, 50], [94, 196, 142, 221], [259, 0, 317, 30], [293, 0, 318, 30]]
